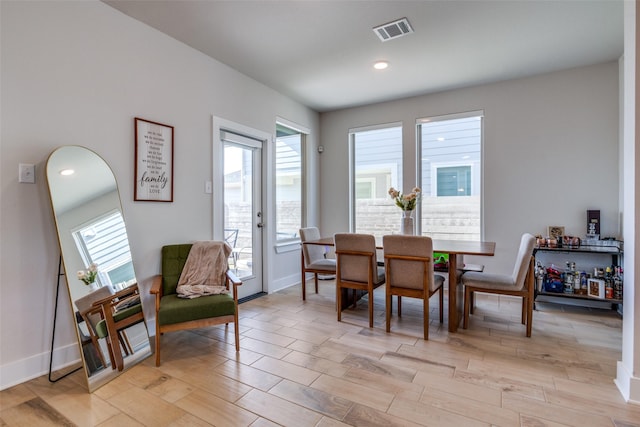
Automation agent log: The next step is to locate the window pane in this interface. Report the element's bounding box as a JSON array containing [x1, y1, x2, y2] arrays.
[[419, 114, 482, 240], [351, 125, 402, 238], [73, 210, 134, 289], [275, 125, 303, 241], [437, 166, 471, 196]]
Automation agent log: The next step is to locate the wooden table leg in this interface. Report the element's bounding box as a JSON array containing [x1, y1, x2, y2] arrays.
[[447, 254, 464, 332]]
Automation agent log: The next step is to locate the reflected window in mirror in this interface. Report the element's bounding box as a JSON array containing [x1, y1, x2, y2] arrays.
[[73, 210, 135, 291]]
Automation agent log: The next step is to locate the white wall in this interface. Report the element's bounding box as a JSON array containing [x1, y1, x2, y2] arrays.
[[616, 0, 640, 404], [0, 0, 319, 389], [319, 62, 620, 274]]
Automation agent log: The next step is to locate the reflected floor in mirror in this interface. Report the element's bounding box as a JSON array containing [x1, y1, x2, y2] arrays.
[[1, 281, 634, 427]]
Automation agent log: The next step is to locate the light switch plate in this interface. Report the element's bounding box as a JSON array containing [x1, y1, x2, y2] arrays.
[[19, 163, 35, 183]]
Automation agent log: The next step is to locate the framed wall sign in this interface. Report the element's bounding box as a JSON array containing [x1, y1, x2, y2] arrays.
[[134, 117, 174, 202]]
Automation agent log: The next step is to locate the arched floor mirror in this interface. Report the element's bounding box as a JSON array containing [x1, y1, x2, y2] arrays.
[[46, 146, 151, 392]]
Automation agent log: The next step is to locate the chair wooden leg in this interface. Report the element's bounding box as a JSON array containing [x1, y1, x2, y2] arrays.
[[423, 293, 429, 340], [521, 296, 526, 325], [368, 288, 374, 328], [470, 291, 475, 314], [104, 337, 117, 370], [89, 336, 107, 368], [118, 331, 133, 355], [234, 311, 240, 351], [526, 296, 533, 337], [438, 287, 444, 323], [337, 284, 342, 322], [463, 286, 471, 329], [314, 273, 319, 294], [155, 320, 161, 366], [302, 276, 306, 301], [397, 296, 402, 317], [386, 289, 392, 333]]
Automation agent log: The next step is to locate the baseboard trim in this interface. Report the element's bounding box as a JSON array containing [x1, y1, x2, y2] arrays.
[[0, 342, 80, 391]]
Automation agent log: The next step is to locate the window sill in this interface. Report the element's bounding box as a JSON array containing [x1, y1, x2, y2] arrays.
[[274, 240, 301, 254]]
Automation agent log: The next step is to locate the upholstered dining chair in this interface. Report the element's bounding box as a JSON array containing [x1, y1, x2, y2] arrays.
[[462, 233, 537, 337], [300, 227, 336, 300], [150, 242, 242, 366], [334, 233, 385, 327], [383, 235, 446, 340]]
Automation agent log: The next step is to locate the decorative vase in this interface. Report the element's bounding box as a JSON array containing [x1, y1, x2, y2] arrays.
[[400, 210, 414, 235], [89, 282, 99, 291]]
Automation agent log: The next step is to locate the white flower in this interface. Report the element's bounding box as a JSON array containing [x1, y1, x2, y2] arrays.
[[389, 186, 421, 211], [77, 264, 99, 285]]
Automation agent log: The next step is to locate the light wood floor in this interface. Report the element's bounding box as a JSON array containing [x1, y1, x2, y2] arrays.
[[1, 280, 635, 427]]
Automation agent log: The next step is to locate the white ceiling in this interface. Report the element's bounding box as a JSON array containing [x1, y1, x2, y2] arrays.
[[103, 0, 624, 113]]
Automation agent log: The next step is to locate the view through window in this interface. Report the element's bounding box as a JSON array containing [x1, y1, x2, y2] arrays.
[[73, 210, 134, 290], [349, 124, 402, 238], [275, 123, 305, 241], [418, 112, 483, 240]]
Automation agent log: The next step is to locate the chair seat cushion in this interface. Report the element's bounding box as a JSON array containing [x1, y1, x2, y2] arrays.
[[159, 293, 235, 326], [462, 271, 519, 291], [307, 259, 336, 272], [95, 303, 143, 338]]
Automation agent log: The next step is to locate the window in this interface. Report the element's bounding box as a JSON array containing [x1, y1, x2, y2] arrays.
[[73, 210, 134, 289], [275, 122, 306, 242], [437, 166, 471, 196], [349, 124, 402, 238], [417, 112, 482, 240]]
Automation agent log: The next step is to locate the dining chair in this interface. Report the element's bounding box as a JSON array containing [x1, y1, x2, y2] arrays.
[[300, 227, 336, 300], [462, 233, 537, 336], [334, 233, 385, 327], [383, 235, 445, 339]]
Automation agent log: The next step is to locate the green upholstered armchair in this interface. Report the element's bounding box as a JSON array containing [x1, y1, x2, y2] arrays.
[[150, 243, 242, 366]]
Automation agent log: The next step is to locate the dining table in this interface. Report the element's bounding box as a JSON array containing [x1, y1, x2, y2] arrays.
[[302, 236, 496, 333]]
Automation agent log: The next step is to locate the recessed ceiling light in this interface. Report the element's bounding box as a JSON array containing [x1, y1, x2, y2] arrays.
[[60, 169, 74, 176], [373, 61, 389, 70]]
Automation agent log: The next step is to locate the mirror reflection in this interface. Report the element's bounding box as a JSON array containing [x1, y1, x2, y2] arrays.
[[46, 146, 151, 391]]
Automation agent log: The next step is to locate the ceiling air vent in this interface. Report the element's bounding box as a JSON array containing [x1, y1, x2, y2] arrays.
[[373, 17, 413, 42]]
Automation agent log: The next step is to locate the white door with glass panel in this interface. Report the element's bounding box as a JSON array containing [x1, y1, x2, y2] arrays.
[[221, 130, 264, 298]]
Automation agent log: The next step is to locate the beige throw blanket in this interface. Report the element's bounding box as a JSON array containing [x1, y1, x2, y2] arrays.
[[177, 241, 231, 299]]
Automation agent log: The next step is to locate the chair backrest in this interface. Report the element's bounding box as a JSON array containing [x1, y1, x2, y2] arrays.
[[511, 233, 537, 289], [224, 228, 238, 248], [161, 243, 193, 296], [75, 285, 115, 329], [300, 227, 325, 266], [383, 235, 436, 292], [334, 233, 378, 283]]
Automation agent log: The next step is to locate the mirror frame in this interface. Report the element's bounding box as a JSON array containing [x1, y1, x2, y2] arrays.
[[46, 145, 151, 391]]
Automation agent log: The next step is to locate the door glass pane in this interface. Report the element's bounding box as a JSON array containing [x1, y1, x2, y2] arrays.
[[224, 143, 253, 277]]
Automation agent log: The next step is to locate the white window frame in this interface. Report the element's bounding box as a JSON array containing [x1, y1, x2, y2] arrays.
[[348, 122, 403, 232], [416, 110, 484, 239], [275, 117, 308, 245]]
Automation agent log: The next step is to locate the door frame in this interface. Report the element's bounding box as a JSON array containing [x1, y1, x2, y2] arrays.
[[212, 116, 273, 296]]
